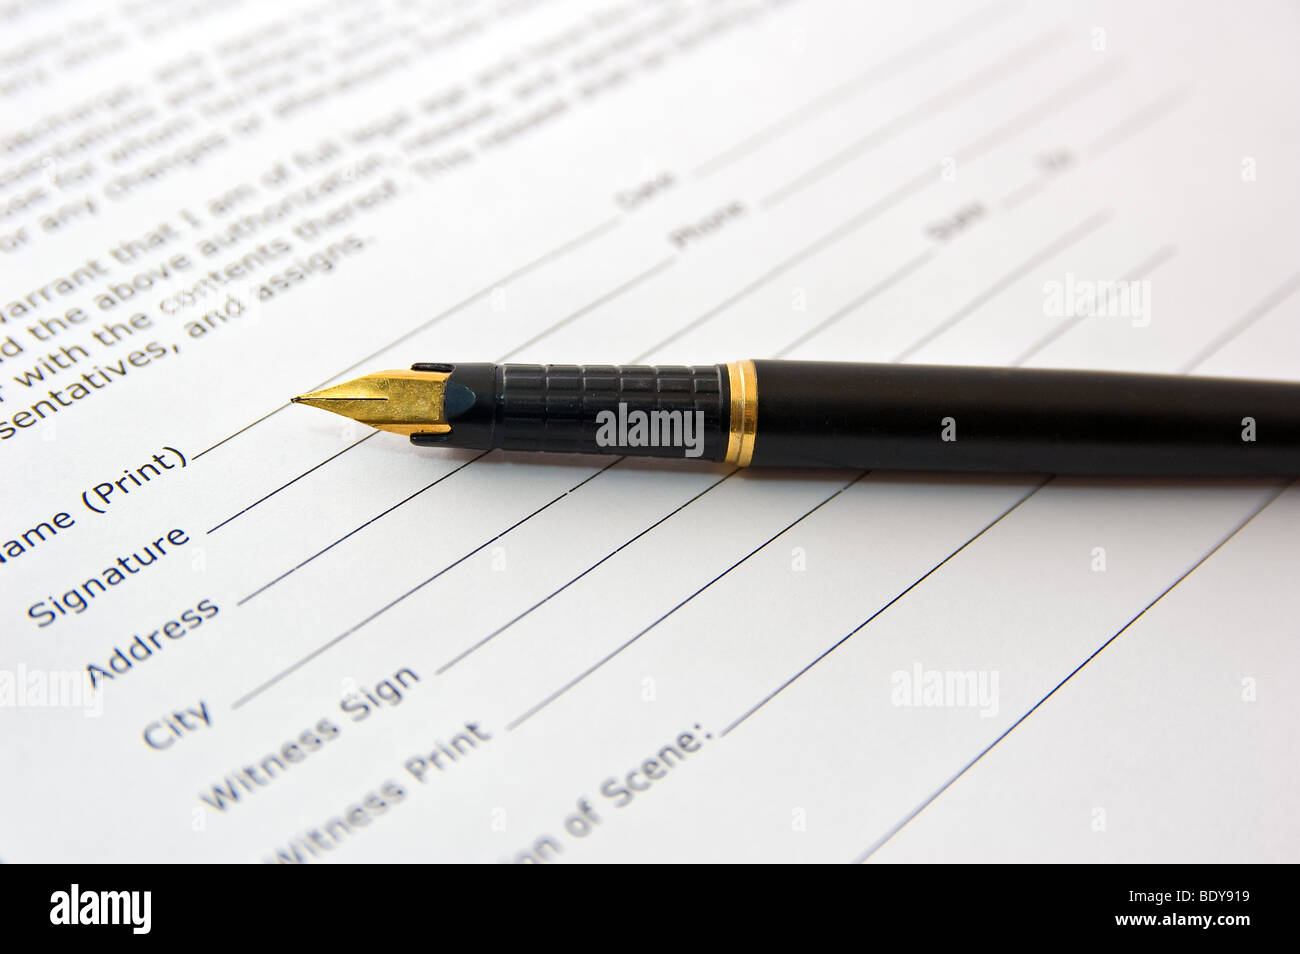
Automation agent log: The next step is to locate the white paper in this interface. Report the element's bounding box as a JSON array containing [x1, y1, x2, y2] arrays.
[[1, 0, 1296, 863]]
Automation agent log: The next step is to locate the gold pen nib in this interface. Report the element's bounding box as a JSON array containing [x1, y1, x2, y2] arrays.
[[292, 368, 452, 436]]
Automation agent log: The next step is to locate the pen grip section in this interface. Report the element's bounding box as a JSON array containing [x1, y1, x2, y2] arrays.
[[412, 363, 730, 461], [497, 364, 729, 460]]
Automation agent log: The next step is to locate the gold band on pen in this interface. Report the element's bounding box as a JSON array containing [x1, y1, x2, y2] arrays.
[[725, 359, 758, 466]]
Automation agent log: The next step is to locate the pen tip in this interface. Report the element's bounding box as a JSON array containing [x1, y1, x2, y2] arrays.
[[289, 369, 454, 437]]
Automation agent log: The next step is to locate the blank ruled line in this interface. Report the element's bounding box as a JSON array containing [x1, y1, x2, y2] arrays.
[[229, 458, 622, 710], [720, 476, 1051, 738], [998, 173, 1050, 211], [774, 250, 937, 357], [692, 1, 1019, 178], [852, 479, 1293, 864], [954, 59, 1124, 167], [496, 258, 677, 362], [1179, 270, 1300, 373], [1011, 244, 1178, 366], [308, 216, 624, 390], [1085, 85, 1191, 160], [1001, 85, 1187, 211], [193, 403, 291, 460], [762, 25, 1070, 209], [235, 451, 490, 607], [895, 209, 1113, 362], [504, 471, 870, 732], [190, 217, 622, 461], [207, 433, 378, 534], [436, 468, 738, 675]]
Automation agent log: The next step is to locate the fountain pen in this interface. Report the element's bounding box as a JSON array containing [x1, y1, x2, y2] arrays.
[[291, 360, 1300, 475]]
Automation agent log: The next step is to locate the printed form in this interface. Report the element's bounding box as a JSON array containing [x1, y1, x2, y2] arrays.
[[1, 0, 1296, 863]]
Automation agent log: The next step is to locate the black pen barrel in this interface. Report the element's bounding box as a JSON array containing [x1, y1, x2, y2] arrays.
[[750, 360, 1300, 475], [408, 360, 1300, 475]]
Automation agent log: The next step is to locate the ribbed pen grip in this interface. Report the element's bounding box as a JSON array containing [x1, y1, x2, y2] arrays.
[[496, 364, 729, 460]]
